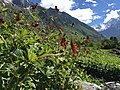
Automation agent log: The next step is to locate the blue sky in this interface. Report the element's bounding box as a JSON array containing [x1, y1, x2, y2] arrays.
[[30, 0, 120, 31]]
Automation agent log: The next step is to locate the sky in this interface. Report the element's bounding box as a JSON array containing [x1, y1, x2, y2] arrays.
[[10, 0, 120, 31]]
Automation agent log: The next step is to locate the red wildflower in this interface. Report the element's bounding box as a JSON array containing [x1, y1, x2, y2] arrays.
[[77, 45, 81, 48], [31, 3, 38, 9], [31, 22, 39, 27], [83, 48, 89, 54], [16, 15, 20, 21], [55, 6, 57, 9], [51, 24, 55, 29], [61, 38, 66, 49], [58, 28, 63, 34], [58, 24, 62, 29], [85, 36, 90, 44], [85, 39, 89, 44], [14, 13, 20, 21], [55, 6, 59, 12], [58, 24, 61, 27], [87, 35, 90, 40], [56, 8, 59, 12], [71, 40, 78, 56], [0, 19, 4, 25], [71, 23, 74, 27], [31, 5, 37, 9]]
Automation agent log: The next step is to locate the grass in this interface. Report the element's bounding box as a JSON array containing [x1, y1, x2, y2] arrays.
[[77, 48, 120, 82]]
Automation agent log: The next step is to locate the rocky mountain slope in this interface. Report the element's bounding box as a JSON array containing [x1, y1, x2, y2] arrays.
[[100, 17, 120, 40], [1, 0, 104, 41]]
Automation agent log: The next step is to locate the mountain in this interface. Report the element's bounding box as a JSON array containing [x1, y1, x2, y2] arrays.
[[1, 0, 12, 4], [100, 17, 120, 39], [1, 0, 31, 7], [12, 0, 31, 8], [39, 8, 104, 41], [0, 0, 104, 41]]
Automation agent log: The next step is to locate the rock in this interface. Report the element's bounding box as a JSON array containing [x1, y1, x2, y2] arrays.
[[102, 82, 120, 90], [82, 82, 102, 90], [74, 80, 102, 90], [73, 81, 120, 90], [111, 49, 120, 55]]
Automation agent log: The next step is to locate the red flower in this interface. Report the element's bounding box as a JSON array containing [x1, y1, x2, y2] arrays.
[[71, 23, 74, 27], [56, 8, 59, 12], [85, 36, 90, 44], [31, 3, 38, 9], [61, 38, 66, 49], [55, 6, 57, 9], [77, 45, 81, 48], [83, 48, 89, 54], [71, 40, 78, 56], [50, 24, 55, 29], [31, 22, 39, 27], [85, 39, 89, 44], [58, 28, 63, 33], [0, 19, 4, 25], [87, 36, 90, 40], [31, 5, 37, 9], [14, 13, 20, 21], [55, 6, 59, 12], [58, 24, 61, 27]]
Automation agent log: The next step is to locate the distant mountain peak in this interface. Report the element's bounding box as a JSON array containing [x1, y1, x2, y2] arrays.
[[100, 16, 120, 39]]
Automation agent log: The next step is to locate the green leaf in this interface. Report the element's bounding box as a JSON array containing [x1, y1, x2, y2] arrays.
[[0, 38, 4, 44], [21, 29, 27, 36], [28, 47, 37, 61], [28, 81, 36, 88], [13, 49, 24, 58], [1, 23, 9, 29], [2, 8, 9, 12]]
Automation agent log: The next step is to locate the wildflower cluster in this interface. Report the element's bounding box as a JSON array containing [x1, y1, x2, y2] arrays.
[[0, 18, 4, 25], [0, 3, 99, 90], [85, 35, 90, 44]]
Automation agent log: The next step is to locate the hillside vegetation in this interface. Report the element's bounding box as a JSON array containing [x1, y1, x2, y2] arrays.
[[0, 2, 120, 90]]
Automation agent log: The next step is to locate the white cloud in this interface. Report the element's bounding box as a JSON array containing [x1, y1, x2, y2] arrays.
[[40, 0, 75, 11], [106, 9, 110, 13], [92, 3, 97, 7], [85, 0, 96, 4], [67, 8, 95, 24], [100, 24, 107, 30], [93, 15, 101, 20], [92, 24, 107, 31], [108, 3, 115, 7], [40, 0, 99, 24], [104, 10, 120, 23]]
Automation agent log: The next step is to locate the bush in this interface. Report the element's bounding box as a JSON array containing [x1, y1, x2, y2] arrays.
[[101, 37, 118, 49]]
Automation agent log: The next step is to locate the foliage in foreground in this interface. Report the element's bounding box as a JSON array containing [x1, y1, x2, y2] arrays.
[[0, 4, 100, 90], [1, 2, 120, 90]]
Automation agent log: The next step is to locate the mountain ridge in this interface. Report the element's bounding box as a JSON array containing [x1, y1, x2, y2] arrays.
[[100, 17, 120, 40], [1, 0, 104, 41]]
